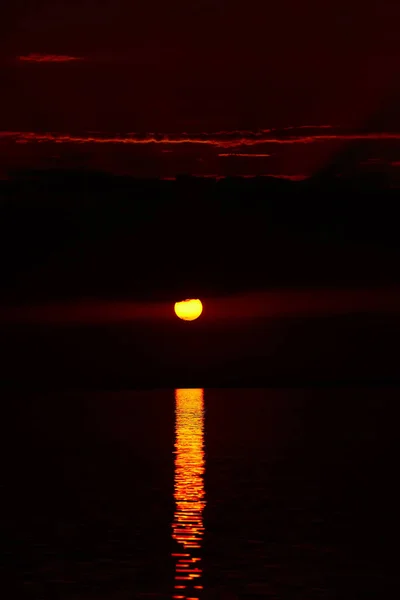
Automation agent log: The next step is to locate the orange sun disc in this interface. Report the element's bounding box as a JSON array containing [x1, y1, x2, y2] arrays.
[[174, 299, 203, 321]]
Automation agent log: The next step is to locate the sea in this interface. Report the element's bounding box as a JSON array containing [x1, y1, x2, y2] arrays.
[[2, 387, 397, 599]]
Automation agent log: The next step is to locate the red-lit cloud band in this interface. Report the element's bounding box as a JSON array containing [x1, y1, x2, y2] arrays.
[[1, 129, 400, 149]]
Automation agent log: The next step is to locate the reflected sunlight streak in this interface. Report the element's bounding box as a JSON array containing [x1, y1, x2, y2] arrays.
[[172, 389, 206, 600]]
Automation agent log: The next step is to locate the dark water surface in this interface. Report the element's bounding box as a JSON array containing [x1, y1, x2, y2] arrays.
[[1, 388, 398, 599]]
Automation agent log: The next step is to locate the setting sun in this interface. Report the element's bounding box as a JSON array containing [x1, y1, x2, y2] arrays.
[[174, 299, 203, 321]]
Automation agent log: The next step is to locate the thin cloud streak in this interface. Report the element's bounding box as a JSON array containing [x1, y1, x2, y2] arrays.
[[160, 174, 308, 181], [17, 54, 83, 63], [1, 130, 400, 149], [218, 153, 271, 157], [280, 125, 335, 131], [267, 174, 308, 181]]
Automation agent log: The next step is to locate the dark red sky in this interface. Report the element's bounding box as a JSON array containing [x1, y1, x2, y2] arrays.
[[1, 0, 399, 132], [0, 0, 399, 178]]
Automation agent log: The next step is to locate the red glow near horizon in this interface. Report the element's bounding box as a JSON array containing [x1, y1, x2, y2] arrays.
[[1, 287, 400, 326]]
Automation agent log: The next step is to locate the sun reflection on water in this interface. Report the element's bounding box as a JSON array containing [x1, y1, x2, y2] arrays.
[[172, 389, 206, 599]]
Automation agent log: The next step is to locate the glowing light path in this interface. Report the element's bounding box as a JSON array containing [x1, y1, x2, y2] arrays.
[[172, 389, 206, 599]]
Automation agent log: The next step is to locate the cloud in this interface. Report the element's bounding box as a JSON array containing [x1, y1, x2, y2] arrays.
[[159, 174, 308, 181], [1, 129, 400, 149], [266, 174, 308, 181], [17, 54, 83, 63], [218, 153, 271, 158]]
